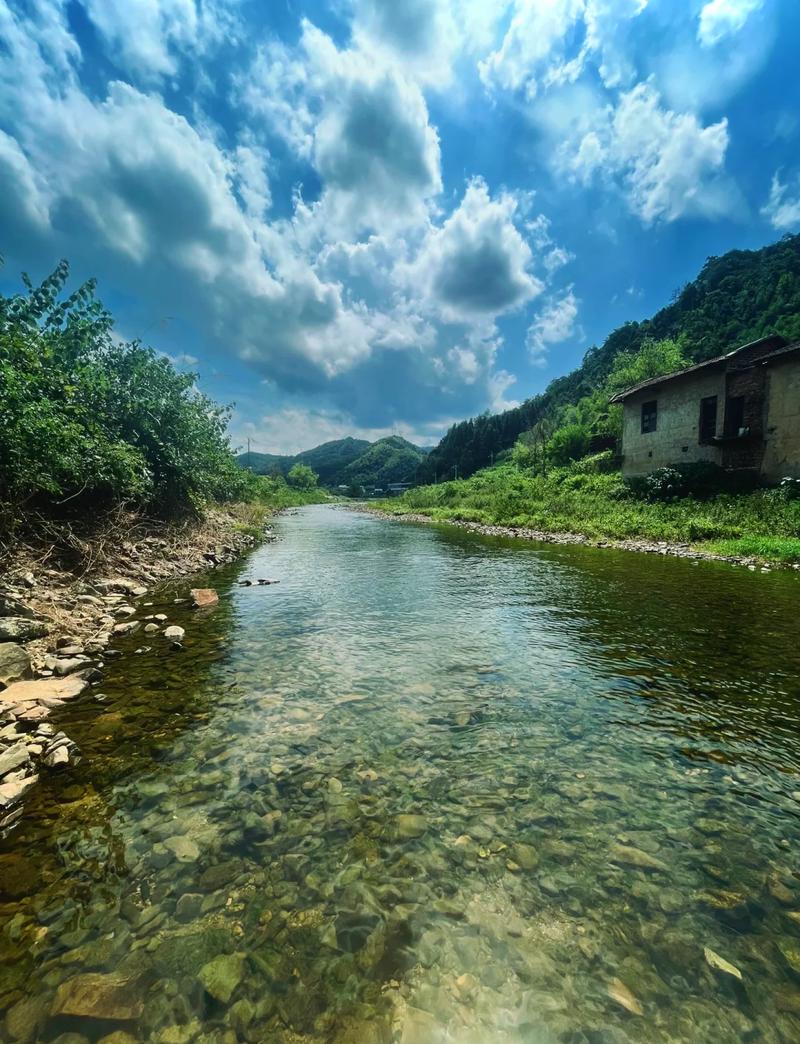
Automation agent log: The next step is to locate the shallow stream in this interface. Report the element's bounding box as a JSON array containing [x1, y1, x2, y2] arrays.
[[2, 505, 800, 1042]]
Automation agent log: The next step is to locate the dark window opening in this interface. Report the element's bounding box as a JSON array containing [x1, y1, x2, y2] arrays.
[[724, 396, 745, 437], [699, 395, 717, 443], [641, 400, 657, 434]]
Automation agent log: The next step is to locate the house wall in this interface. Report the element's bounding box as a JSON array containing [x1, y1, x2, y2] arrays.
[[620, 370, 725, 477], [762, 356, 800, 480]]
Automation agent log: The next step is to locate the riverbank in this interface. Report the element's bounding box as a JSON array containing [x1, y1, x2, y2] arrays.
[[0, 504, 273, 835], [369, 463, 800, 568], [358, 504, 800, 571]]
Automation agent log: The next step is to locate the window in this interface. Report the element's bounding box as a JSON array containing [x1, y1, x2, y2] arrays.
[[641, 400, 657, 434], [699, 395, 717, 443], [724, 396, 745, 437]]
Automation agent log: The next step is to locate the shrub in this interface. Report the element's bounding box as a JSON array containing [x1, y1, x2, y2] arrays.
[[546, 423, 590, 466], [0, 260, 250, 524]]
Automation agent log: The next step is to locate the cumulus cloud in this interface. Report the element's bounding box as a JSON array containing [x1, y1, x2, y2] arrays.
[[402, 178, 543, 319], [480, 0, 648, 96], [565, 82, 731, 223], [0, 2, 569, 437], [698, 0, 764, 47], [761, 172, 800, 230], [526, 289, 580, 365], [80, 0, 239, 82]]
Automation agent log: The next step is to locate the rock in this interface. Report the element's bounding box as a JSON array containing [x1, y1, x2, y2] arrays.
[[0, 643, 33, 686], [164, 835, 200, 862], [198, 953, 245, 1003], [56, 644, 84, 656], [511, 843, 539, 871], [396, 814, 427, 839], [43, 746, 70, 769], [777, 938, 800, 978], [0, 675, 88, 707], [191, 588, 219, 608], [769, 877, 795, 906], [0, 618, 49, 643], [608, 977, 644, 1015], [0, 593, 35, 618], [704, 946, 742, 980], [175, 893, 204, 922], [0, 742, 30, 778], [144, 623, 160, 634], [4, 993, 50, 1042], [50, 972, 144, 1021], [610, 844, 667, 872], [54, 658, 88, 677], [164, 626, 185, 641], [113, 621, 141, 636]]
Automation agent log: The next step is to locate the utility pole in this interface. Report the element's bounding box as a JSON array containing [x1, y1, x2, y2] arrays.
[[453, 464, 458, 480]]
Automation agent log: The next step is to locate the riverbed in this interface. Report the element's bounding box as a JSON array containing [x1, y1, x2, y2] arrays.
[[2, 504, 800, 1042]]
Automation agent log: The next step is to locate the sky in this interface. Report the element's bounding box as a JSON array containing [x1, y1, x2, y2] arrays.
[[2, 0, 799, 455]]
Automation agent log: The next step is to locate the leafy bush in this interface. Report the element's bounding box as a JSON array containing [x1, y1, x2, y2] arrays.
[[546, 423, 591, 466], [778, 477, 800, 501], [0, 260, 252, 524], [287, 463, 319, 490], [639, 466, 686, 502]]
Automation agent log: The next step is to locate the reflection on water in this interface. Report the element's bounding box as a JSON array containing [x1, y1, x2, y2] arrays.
[[2, 504, 800, 1042]]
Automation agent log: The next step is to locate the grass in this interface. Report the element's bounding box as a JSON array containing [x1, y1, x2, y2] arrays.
[[377, 464, 800, 564]]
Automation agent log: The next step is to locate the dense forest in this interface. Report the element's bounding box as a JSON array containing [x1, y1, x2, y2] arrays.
[[420, 234, 800, 483], [240, 435, 429, 490]]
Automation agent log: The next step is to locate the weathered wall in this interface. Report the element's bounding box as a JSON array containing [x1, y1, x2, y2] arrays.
[[762, 357, 800, 480], [620, 370, 725, 477]]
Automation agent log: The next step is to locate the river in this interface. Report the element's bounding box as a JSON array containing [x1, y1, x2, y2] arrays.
[[2, 504, 800, 1042]]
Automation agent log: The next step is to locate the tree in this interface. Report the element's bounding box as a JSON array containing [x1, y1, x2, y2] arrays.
[[286, 463, 318, 490]]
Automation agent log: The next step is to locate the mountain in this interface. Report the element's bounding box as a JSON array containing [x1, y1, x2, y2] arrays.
[[238, 435, 427, 489], [342, 436, 427, 489], [293, 437, 371, 485], [421, 233, 800, 483]]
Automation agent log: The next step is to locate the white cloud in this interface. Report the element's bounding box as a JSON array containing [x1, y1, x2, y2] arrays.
[[480, 0, 648, 96], [566, 82, 731, 223], [526, 288, 580, 365], [761, 172, 800, 230], [80, 0, 239, 82], [698, 0, 764, 47], [401, 178, 543, 319]]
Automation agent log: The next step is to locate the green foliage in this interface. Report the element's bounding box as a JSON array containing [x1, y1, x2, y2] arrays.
[[545, 423, 591, 467], [0, 260, 252, 525], [422, 234, 800, 483], [342, 436, 426, 488], [286, 463, 319, 490], [383, 461, 800, 563]]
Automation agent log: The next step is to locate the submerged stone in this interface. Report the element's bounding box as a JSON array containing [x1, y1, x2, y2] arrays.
[[704, 946, 742, 981], [396, 814, 427, 839], [198, 953, 245, 1003], [50, 972, 144, 1021], [607, 977, 643, 1015]]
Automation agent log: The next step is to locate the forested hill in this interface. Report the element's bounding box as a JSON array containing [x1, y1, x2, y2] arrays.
[[420, 233, 800, 484], [239, 435, 428, 489]]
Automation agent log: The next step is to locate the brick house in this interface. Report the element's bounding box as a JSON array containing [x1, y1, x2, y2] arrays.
[[610, 334, 800, 480]]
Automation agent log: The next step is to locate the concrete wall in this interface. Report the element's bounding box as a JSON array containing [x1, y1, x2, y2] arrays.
[[620, 369, 725, 477], [762, 356, 800, 480]]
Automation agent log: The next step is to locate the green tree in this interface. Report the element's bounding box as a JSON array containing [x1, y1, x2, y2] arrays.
[[286, 463, 318, 490]]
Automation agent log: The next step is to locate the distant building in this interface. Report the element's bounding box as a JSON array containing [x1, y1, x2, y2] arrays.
[[610, 334, 800, 480], [386, 483, 412, 496]]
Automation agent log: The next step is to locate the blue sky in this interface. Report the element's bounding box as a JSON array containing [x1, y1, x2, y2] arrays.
[[2, 0, 799, 454]]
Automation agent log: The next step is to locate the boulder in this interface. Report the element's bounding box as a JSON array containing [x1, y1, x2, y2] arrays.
[[54, 658, 89, 678], [50, 973, 144, 1021], [0, 774, 38, 810], [113, 621, 141, 636], [190, 588, 219, 608], [396, 814, 427, 839], [0, 676, 88, 707], [164, 626, 185, 641], [0, 618, 49, 643], [0, 644, 33, 687]]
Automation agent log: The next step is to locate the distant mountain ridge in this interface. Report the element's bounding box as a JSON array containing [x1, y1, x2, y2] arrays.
[[238, 435, 428, 489]]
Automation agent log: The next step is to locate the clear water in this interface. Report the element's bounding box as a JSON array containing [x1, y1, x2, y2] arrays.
[[2, 504, 800, 1042]]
